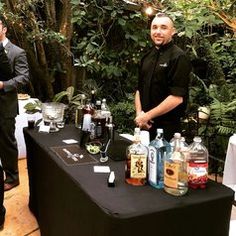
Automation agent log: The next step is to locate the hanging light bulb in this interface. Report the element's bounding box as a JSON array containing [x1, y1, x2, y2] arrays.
[[144, 6, 154, 16]]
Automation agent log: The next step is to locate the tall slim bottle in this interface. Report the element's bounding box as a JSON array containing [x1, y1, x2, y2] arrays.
[[148, 129, 171, 189], [125, 127, 148, 186], [164, 133, 188, 196], [75, 94, 86, 128]]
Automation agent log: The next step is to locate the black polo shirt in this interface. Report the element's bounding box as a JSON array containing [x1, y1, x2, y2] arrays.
[[138, 41, 192, 124]]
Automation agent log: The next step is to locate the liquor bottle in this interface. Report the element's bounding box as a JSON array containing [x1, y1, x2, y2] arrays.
[[148, 129, 171, 189], [92, 100, 106, 139], [125, 127, 148, 186], [90, 90, 96, 109], [187, 136, 208, 189], [101, 98, 109, 111], [81, 99, 94, 131], [101, 98, 111, 119], [105, 116, 115, 142], [75, 94, 86, 128], [164, 133, 188, 196], [169, 133, 180, 152], [180, 137, 189, 160]]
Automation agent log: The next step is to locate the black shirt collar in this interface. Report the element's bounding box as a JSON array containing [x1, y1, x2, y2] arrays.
[[155, 40, 174, 52]]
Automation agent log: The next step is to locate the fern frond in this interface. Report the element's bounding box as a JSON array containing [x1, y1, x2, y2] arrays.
[[217, 125, 236, 135]]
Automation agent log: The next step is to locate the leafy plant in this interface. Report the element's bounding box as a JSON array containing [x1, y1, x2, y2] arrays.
[[24, 100, 42, 114], [52, 86, 88, 123], [71, 1, 151, 101], [110, 93, 135, 133], [185, 71, 236, 161]]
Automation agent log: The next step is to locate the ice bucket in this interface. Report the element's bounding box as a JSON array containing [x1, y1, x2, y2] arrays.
[[42, 102, 66, 132]]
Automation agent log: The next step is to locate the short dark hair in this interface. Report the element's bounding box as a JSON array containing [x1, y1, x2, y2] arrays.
[[0, 15, 7, 28], [155, 12, 174, 24]]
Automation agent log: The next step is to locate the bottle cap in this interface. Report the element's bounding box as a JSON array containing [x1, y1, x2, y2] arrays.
[[193, 136, 202, 142], [174, 133, 181, 138], [157, 128, 163, 133], [134, 127, 140, 133]]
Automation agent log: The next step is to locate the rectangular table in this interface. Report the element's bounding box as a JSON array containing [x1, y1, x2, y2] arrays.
[[24, 125, 234, 236], [223, 134, 236, 201], [15, 98, 41, 158]]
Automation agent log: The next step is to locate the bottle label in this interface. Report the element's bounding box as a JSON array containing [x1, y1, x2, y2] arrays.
[[164, 161, 179, 188], [187, 162, 208, 184], [130, 154, 147, 178], [82, 114, 92, 131], [148, 147, 157, 184]]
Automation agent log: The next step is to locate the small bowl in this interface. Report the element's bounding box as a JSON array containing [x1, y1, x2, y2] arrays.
[[85, 141, 102, 155]]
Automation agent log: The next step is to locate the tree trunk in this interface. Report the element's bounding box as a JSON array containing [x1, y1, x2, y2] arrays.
[[2, 0, 74, 100]]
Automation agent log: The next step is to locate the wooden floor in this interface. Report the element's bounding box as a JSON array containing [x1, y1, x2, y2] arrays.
[[2, 158, 40, 236], [1, 158, 236, 236]]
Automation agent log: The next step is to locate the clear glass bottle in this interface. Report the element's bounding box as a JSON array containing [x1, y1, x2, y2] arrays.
[[180, 137, 189, 160], [187, 136, 208, 189], [169, 132, 179, 152], [101, 98, 109, 111], [148, 129, 171, 189], [164, 133, 188, 196], [92, 100, 106, 139], [75, 94, 86, 129], [81, 99, 94, 131], [101, 98, 111, 119], [125, 127, 148, 186]]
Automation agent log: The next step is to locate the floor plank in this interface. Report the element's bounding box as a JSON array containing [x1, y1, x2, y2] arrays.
[[2, 158, 40, 236]]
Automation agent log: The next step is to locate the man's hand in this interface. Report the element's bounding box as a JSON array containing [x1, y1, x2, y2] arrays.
[[135, 112, 153, 130], [0, 81, 4, 90]]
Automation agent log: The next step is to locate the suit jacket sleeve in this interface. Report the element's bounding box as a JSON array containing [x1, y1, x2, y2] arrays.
[[3, 46, 29, 92]]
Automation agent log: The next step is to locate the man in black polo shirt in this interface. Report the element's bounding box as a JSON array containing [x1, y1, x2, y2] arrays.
[[135, 13, 192, 141]]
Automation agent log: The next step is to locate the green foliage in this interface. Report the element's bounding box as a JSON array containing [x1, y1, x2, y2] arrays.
[[53, 86, 88, 123], [212, 37, 236, 82], [71, 0, 151, 101], [186, 71, 236, 159], [24, 100, 42, 114], [110, 94, 135, 133]]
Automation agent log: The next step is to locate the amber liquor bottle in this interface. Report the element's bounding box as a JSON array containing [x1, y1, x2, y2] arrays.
[[125, 127, 148, 186]]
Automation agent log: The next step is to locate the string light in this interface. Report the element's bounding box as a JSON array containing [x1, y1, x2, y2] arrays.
[[144, 6, 154, 16]]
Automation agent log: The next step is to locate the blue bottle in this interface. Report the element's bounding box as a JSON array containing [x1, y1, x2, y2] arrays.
[[148, 129, 171, 189]]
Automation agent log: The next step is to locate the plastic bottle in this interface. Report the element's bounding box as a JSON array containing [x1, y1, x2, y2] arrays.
[[164, 133, 188, 196], [125, 127, 148, 186], [148, 129, 171, 189], [187, 136, 208, 189]]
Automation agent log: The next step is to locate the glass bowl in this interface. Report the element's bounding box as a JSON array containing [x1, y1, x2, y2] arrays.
[[85, 141, 102, 155]]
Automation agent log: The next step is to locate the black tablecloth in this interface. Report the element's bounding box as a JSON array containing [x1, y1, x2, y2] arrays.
[[24, 125, 234, 236]]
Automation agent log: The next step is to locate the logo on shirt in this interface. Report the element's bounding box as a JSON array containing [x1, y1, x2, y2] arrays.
[[159, 62, 167, 67]]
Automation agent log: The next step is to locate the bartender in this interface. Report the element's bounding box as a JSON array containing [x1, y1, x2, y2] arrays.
[[134, 13, 192, 141]]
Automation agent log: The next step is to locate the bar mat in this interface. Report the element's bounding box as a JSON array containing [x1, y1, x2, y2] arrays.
[[50, 145, 98, 166]]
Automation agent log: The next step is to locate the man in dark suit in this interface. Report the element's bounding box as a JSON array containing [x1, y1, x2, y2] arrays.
[[0, 15, 29, 193], [0, 34, 13, 230]]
